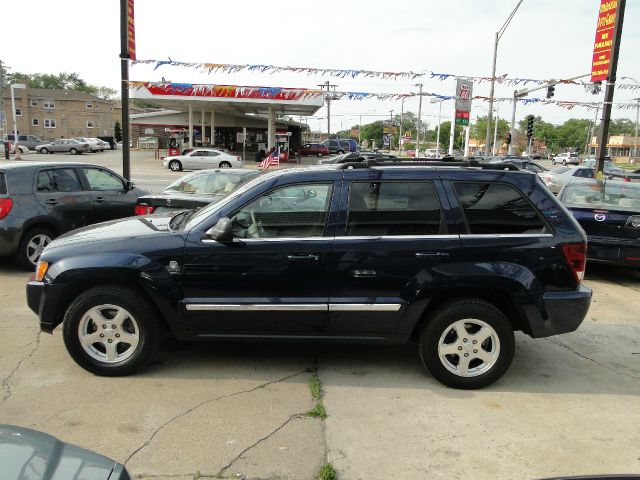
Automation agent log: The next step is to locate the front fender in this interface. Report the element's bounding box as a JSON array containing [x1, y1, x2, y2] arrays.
[[40, 253, 185, 334]]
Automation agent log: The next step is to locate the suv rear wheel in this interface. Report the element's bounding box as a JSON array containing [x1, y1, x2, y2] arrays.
[[419, 299, 515, 389], [337, 149, 345, 154], [63, 286, 161, 376]]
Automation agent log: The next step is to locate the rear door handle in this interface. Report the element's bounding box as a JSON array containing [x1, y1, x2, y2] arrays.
[[44, 199, 58, 206], [94, 196, 105, 204], [415, 252, 450, 258], [287, 254, 319, 262], [351, 269, 378, 278]]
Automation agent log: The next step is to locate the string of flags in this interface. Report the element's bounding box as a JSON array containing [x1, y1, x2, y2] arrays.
[[128, 81, 640, 111], [130, 58, 640, 91]]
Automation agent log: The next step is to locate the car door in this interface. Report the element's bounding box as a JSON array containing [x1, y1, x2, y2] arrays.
[[34, 167, 93, 232], [184, 150, 208, 169], [328, 169, 461, 335], [181, 173, 341, 335], [79, 166, 136, 222]]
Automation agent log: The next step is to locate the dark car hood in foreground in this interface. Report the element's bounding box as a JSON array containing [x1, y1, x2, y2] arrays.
[[0, 424, 129, 480]]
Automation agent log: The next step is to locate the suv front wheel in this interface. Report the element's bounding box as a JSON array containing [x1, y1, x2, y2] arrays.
[[419, 299, 515, 389], [63, 286, 161, 376]]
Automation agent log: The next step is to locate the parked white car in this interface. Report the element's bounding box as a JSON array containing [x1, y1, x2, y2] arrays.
[[162, 148, 242, 171], [75, 137, 109, 152], [0, 140, 29, 155], [551, 152, 580, 166]]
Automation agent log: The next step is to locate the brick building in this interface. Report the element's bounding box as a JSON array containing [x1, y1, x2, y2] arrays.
[[1, 87, 121, 141]]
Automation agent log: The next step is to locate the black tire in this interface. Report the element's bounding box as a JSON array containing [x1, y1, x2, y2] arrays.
[[40, 147, 49, 154], [317, 152, 323, 157], [219, 161, 232, 168], [337, 149, 345, 154], [17, 227, 55, 270], [70, 148, 78, 155], [562, 160, 567, 166], [169, 160, 182, 171], [419, 298, 515, 389], [62, 286, 161, 376]]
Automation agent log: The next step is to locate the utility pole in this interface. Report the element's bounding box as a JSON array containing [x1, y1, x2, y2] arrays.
[[633, 97, 639, 163], [595, 0, 626, 174], [0, 60, 6, 138], [398, 98, 404, 156], [119, 0, 131, 180], [415, 83, 423, 154], [318, 81, 338, 137], [389, 110, 394, 152]]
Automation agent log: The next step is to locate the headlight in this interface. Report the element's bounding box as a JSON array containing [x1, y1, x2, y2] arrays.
[[34, 261, 49, 282], [627, 216, 640, 228]]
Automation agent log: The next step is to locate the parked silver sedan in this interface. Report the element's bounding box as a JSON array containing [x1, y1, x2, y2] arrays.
[[36, 139, 91, 155], [543, 166, 595, 194], [75, 137, 109, 152]]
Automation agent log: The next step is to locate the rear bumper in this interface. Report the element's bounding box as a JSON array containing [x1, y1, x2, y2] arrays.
[[587, 237, 640, 267], [26, 280, 66, 333], [524, 285, 592, 338]]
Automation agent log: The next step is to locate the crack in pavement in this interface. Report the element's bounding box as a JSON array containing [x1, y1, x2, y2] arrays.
[[123, 369, 309, 467], [546, 338, 640, 381], [217, 413, 304, 478], [2, 331, 42, 403]]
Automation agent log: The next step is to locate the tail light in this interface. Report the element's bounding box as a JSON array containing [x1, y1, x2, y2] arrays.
[[236, 156, 241, 161], [561, 243, 587, 284], [135, 205, 155, 215], [0, 198, 13, 220], [626, 216, 640, 228]]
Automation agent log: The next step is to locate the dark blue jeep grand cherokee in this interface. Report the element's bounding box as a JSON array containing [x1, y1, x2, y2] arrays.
[[26, 161, 592, 389]]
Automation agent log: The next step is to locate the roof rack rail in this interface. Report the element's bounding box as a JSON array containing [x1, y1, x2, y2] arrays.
[[337, 158, 520, 171]]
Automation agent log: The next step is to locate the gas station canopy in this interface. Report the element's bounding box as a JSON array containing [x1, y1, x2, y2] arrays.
[[130, 81, 325, 116]]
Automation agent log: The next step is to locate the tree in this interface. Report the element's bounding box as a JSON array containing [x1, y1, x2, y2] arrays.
[[114, 121, 122, 143], [437, 121, 465, 151], [6, 71, 116, 99], [360, 121, 384, 147], [609, 118, 636, 136], [471, 116, 510, 149]]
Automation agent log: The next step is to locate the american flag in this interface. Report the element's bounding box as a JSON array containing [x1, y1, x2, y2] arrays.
[[260, 147, 280, 169]]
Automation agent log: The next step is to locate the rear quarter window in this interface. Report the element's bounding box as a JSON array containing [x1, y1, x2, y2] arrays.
[[453, 182, 547, 234]]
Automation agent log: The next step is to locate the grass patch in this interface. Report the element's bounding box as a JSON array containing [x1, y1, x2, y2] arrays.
[[306, 401, 327, 419], [309, 372, 322, 401], [318, 463, 337, 480]]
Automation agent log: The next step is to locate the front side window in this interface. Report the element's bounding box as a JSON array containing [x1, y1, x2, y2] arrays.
[[230, 183, 332, 239], [82, 168, 124, 191], [453, 182, 546, 234], [36, 168, 82, 193], [347, 181, 443, 236], [574, 168, 594, 179]]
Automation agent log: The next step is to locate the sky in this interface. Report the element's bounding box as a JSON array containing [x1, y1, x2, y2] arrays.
[[3, 0, 640, 133]]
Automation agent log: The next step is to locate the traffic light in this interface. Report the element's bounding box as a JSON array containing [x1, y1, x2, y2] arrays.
[[546, 85, 555, 99], [505, 132, 512, 145], [526, 115, 534, 139]]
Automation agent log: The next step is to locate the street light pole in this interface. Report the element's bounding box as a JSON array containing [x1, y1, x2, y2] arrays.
[[493, 106, 499, 155], [415, 83, 423, 154], [485, 0, 525, 159], [398, 98, 404, 156], [389, 110, 394, 152], [432, 98, 443, 155], [633, 97, 640, 163], [10, 83, 26, 159]]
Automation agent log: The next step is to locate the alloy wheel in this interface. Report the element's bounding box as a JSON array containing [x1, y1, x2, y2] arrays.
[[437, 319, 500, 377]]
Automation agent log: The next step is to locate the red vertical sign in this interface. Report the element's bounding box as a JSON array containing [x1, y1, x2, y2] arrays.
[[591, 0, 618, 82], [127, 0, 136, 60]]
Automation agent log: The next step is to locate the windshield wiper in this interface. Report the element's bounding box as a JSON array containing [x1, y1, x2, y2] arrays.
[[168, 209, 196, 231]]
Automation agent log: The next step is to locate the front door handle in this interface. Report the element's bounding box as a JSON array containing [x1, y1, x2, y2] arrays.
[[94, 196, 105, 204], [287, 254, 319, 262], [351, 269, 378, 278], [415, 251, 450, 258], [44, 199, 58, 206]]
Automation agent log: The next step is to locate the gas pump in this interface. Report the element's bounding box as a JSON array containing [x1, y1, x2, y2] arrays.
[[274, 131, 291, 162], [166, 129, 187, 157], [168, 137, 180, 157]]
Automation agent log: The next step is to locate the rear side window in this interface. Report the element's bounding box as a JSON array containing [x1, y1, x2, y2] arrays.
[[0, 173, 6, 194], [347, 181, 443, 236], [37, 169, 82, 193], [453, 182, 546, 234]]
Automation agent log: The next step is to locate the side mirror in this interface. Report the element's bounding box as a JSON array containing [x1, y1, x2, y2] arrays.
[[126, 180, 135, 191], [205, 217, 234, 243]]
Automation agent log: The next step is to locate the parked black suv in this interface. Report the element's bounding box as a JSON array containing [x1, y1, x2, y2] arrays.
[[1, 162, 148, 269], [27, 161, 592, 389]]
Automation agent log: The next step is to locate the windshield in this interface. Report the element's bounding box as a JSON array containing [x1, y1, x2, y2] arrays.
[[163, 171, 257, 195], [562, 181, 640, 210], [182, 171, 273, 229]]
